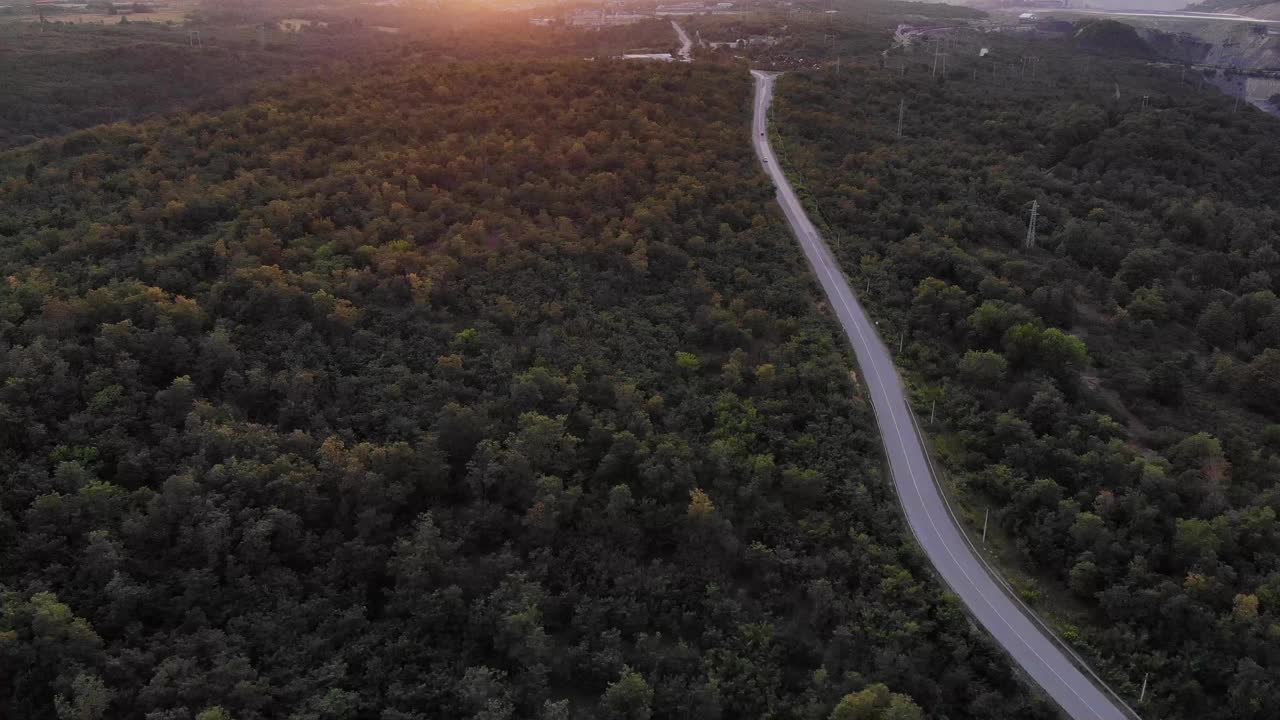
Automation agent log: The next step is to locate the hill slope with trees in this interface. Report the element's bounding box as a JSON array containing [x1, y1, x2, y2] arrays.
[[0, 61, 1051, 720]]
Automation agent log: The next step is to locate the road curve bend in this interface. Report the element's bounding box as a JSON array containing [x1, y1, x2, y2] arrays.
[[750, 70, 1134, 720]]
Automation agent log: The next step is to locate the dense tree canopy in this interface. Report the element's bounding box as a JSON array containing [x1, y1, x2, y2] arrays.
[[0, 60, 1051, 719]]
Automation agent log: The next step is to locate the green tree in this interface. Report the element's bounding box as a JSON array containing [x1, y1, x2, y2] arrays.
[[1196, 301, 1236, 349], [1245, 348, 1280, 413], [969, 301, 1037, 347], [1127, 286, 1167, 324], [54, 673, 112, 720], [599, 668, 652, 720], [830, 684, 923, 720], [959, 349, 1008, 386]]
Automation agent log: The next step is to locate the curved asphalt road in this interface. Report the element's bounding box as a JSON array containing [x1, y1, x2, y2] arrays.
[[672, 21, 693, 62], [750, 70, 1132, 720]]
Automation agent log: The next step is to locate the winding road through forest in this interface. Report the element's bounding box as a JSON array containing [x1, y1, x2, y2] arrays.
[[749, 69, 1136, 720]]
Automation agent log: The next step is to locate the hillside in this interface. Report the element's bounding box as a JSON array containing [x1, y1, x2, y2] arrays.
[[0, 21, 396, 150], [0, 61, 1051, 720], [1073, 19, 1157, 58], [0, 14, 679, 151], [774, 30, 1280, 719]]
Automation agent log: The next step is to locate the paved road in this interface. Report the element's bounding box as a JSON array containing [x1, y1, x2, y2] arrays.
[[672, 21, 693, 62], [750, 70, 1133, 720]]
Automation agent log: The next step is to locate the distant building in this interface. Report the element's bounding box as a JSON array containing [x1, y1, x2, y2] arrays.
[[568, 10, 644, 26], [656, 2, 705, 15], [621, 53, 675, 61]]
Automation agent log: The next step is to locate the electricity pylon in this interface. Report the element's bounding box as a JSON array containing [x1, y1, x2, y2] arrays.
[[1025, 200, 1038, 249]]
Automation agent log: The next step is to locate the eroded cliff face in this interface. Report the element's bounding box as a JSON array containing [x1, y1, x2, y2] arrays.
[[1071, 17, 1279, 69], [1211, 71, 1280, 110], [1066, 14, 1280, 110], [1144, 21, 1280, 68], [1186, 0, 1280, 19], [1136, 21, 1280, 108]]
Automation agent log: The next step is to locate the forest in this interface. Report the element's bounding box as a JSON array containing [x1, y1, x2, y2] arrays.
[[0, 20, 392, 150], [0, 59, 1055, 720], [0, 8, 677, 150], [772, 26, 1280, 719]]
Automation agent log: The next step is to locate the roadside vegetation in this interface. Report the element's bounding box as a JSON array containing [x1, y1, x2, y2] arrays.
[[772, 27, 1280, 720]]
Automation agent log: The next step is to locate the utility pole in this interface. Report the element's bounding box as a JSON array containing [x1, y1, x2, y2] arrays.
[[1025, 200, 1038, 249], [932, 39, 941, 77], [1234, 95, 1241, 113], [898, 330, 905, 354], [897, 98, 905, 138], [1139, 673, 1149, 702], [929, 399, 936, 423], [982, 508, 990, 543]]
